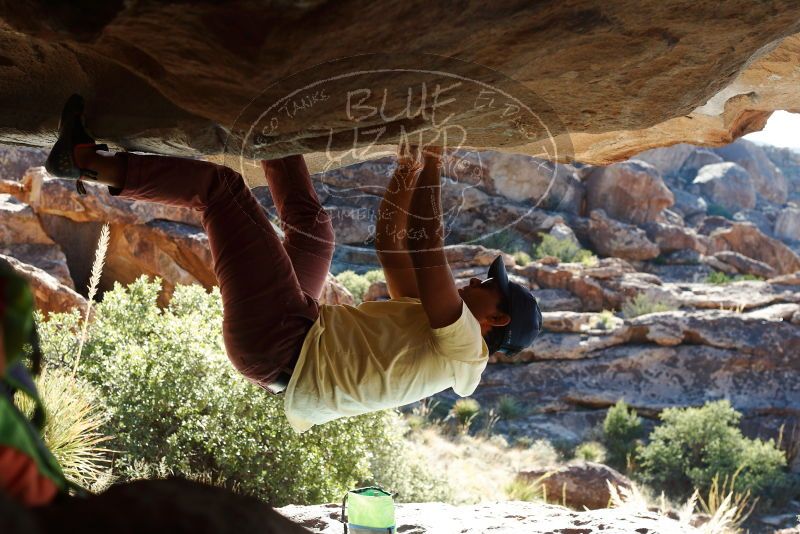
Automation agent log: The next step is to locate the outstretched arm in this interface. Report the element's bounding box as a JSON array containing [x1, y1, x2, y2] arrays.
[[406, 146, 463, 329], [375, 143, 422, 299]]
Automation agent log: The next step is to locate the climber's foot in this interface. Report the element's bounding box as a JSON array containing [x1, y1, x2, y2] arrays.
[[45, 94, 107, 195]]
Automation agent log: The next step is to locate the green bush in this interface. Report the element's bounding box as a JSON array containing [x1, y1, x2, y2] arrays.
[[335, 269, 385, 303], [637, 400, 788, 501], [512, 251, 532, 267], [36, 277, 439, 505], [364, 269, 385, 284], [450, 398, 481, 429], [621, 294, 677, 319], [496, 395, 523, 420], [534, 233, 596, 265], [705, 272, 764, 285], [603, 400, 644, 471], [574, 441, 607, 463]]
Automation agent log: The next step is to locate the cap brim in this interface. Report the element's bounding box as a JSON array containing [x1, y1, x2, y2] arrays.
[[487, 255, 511, 306]]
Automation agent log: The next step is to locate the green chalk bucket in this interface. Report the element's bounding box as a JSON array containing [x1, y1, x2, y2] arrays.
[[340, 486, 396, 533]]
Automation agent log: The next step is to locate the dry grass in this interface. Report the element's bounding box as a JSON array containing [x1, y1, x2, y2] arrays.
[[74, 223, 110, 375], [402, 425, 560, 504], [607, 480, 754, 534], [15, 368, 113, 491]]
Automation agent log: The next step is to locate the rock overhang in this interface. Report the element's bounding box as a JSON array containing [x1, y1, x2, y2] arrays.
[[1, 1, 800, 169]]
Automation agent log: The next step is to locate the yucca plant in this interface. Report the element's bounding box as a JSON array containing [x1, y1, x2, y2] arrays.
[[15, 368, 113, 490], [496, 395, 523, 420], [450, 398, 481, 432], [697, 470, 758, 533]]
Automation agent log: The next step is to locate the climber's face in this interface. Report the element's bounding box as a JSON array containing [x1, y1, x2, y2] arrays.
[[458, 278, 511, 335]]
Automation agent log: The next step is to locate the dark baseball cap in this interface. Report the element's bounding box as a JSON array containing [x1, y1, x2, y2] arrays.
[[486, 255, 543, 356]]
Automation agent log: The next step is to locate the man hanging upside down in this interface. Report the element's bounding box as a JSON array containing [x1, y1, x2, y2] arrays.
[[45, 95, 542, 433]]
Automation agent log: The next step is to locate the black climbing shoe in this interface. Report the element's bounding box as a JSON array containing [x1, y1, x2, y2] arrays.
[[45, 94, 107, 195]]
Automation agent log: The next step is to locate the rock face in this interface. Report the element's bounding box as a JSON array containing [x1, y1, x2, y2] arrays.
[[2, 3, 800, 166], [585, 160, 674, 224], [518, 461, 633, 510], [278, 501, 699, 533]]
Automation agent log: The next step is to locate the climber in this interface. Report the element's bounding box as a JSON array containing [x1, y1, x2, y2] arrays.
[[45, 94, 542, 433]]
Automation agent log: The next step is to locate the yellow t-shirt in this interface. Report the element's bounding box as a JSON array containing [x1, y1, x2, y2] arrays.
[[283, 297, 489, 433]]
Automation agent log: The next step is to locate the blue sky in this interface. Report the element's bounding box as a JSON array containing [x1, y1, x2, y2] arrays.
[[743, 110, 800, 150]]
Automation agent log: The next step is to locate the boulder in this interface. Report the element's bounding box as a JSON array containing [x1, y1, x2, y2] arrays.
[[711, 251, 777, 279], [0, 193, 73, 287], [677, 148, 724, 182], [633, 144, 696, 178], [20, 167, 203, 227], [626, 309, 797, 357], [529, 288, 583, 312], [714, 139, 789, 204], [692, 162, 756, 213], [775, 206, 800, 242], [469, 151, 585, 213], [548, 220, 580, 246], [658, 280, 799, 310], [732, 207, 776, 237], [707, 222, 800, 274], [279, 501, 699, 533], [517, 462, 633, 510], [363, 280, 389, 302], [585, 160, 674, 224], [0, 254, 86, 316], [444, 245, 513, 270], [586, 210, 660, 261], [641, 222, 705, 254], [695, 215, 733, 236], [671, 189, 708, 218], [319, 274, 356, 305], [0, 146, 45, 181]]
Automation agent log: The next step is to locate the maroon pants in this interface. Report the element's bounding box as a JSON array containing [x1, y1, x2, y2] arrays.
[[116, 153, 335, 388]]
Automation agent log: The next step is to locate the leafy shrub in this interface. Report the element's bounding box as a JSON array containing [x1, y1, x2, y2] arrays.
[[36, 277, 438, 505], [496, 395, 523, 420], [364, 269, 386, 284], [512, 251, 532, 266], [637, 400, 788, 501], [575, 441, 607, 463], [621, 294, 677, 319], [335, 270, 372, 303], [476, 228, 528, 253], [705, 272, 764, 285], [450, 398, 481, 429], [15, 368, 112, 491], [335, 269, 385, 303], [593, 310, 617, 330], [603, 400, 644, 471], [534, 233, 596, 265]]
